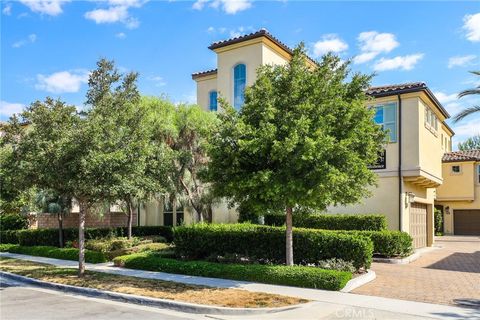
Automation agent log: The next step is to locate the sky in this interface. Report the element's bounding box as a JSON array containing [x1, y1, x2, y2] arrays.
[[1, 0, 479, 148]]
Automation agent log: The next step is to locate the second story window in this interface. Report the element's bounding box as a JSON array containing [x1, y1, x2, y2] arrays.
[[209, 91, 218, 112], [233, 63, 246, 110], [373, 103, 397, 143], [477, 164, 480, 184], [424, 106, 438, 133]]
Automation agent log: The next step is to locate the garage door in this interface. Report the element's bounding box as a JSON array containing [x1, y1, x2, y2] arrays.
[[410, 203, 427, 248], [454, 210, 480, 235]]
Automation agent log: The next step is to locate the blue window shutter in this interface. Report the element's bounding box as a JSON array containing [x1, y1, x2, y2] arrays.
[[233, 64, 246, 110], [209, 91, 218, 111]]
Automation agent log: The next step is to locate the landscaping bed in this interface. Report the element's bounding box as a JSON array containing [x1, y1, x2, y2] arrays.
[[0, 257, 307, 308], [0, 244, 107, 263], [174, 223, 373, 270], [113, 252, 352, 291]]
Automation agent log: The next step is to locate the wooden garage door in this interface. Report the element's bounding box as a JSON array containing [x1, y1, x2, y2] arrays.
[[454, 210, 480, 235], [410, 203, 427, 249]]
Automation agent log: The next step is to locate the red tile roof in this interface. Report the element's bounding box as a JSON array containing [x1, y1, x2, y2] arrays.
[[443, 150, 480, 162], [191, 68, 217, 80]]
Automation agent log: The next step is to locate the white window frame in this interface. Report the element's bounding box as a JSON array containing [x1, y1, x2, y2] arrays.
[[373, 102, 397, 143]]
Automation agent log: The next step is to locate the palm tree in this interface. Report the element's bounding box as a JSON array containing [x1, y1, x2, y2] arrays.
[[453, 71, 480, 122]]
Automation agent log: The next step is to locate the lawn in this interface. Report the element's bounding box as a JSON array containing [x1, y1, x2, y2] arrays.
[[0, 257, 308, 308]]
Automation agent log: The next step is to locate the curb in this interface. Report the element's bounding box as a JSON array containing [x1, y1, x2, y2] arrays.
[[340, 269, 376, 292], [373, 246, 440, 265], [0, 271, 308, 315]]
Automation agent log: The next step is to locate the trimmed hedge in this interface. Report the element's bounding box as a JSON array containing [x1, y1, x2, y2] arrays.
[[0, 244, 107, 263], [0, 226, 173, 247], [337, 230, 413, 257], [0, 214, 29, 231], [114, 252, 352, 291], [174, 224, 373, 270], [264, 213, 387, 231]]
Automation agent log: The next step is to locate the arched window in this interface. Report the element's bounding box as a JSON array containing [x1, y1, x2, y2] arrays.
[[209, 90, 218, 112], [233, 63, 246, 110]]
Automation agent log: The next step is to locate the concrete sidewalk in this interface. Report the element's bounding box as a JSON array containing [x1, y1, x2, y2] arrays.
[[1, 252, 478, 320]]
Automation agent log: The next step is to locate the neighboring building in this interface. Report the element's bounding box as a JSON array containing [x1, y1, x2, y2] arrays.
[[435, 150, 480, 235], [192, 29, 455, 248]]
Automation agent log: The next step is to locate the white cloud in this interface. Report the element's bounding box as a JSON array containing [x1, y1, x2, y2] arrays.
[[353, 31, 399, 64], [207, 26, 254, 38], [0, 101, 25, 118], [463, 13, 480, 42], [148, 76, 166, 87], [12, 33, 37, 48], [433, 91, 458, 105], [193, 0, 252, 14], [84, 0, 145, 29], [2, 3, 12, 15], [115, 32, 126, 39], [19, 0, 70, 16], [451, 117, 480, 146], [312, 34, 348, 57], [448, 55, 477, 68], [373, 54, 424, 71], [35, 70, 89, 93]]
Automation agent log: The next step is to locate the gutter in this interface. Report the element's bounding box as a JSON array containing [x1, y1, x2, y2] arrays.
[[398, 94, 403, 232]]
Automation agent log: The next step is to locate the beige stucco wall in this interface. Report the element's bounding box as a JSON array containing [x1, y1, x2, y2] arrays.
[[196, 75, 217, 112], [437, 161, 476, 200]]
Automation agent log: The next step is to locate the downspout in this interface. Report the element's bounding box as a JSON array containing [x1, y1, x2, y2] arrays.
[[397, 94, 403, 232]]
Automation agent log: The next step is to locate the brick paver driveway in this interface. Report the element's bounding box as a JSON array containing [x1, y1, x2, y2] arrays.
[[353, 236, 480, 307]]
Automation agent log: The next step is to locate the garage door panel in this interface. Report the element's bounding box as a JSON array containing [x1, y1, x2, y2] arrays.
[[410, 203, 427, 249], [454, 210, 480, 235]]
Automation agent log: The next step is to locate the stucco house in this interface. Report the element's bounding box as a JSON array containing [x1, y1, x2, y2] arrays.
[[191, 29, 456, 248], [435, 150, 480, 235]]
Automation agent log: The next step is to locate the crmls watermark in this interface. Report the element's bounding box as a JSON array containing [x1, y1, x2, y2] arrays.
[[335, 307, 376, 319]]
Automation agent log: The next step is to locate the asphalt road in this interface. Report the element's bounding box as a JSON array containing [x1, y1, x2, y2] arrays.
[[0, 280, 206, 320]]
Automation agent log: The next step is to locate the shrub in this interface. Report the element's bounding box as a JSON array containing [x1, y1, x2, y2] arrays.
[[0, 214, 29, 231], [0, 244, 107, 263], [434, 208, 443, 235], [316, 258, 356, 273], [114, 252, 352, 291], [0, 226, 173, 246], [174, 223, 373, 270], [264, 213, 387, 231], [336, 230, 413, 257]]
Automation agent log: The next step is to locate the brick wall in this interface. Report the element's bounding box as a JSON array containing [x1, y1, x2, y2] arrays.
[[32, 211, 138, 229]]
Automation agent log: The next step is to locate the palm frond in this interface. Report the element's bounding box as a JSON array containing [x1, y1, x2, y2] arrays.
[[453, 105, 480, 123], [469, 70, 480, 76], [458, 89, 480, 98]]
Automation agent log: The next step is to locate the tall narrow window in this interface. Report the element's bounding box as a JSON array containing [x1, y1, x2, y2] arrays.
[[233, 64, 246, 110], [477, 165, 480, 184], [209, 91, 218, 112], [374, 103, 397, 142]]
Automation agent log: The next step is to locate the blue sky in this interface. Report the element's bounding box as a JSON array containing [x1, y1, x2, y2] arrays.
[[1, 0, 479, 148]]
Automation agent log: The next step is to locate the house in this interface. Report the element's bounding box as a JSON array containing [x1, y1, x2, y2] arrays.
[[192, 29, 455, 248], [435, 150, 480, 235]]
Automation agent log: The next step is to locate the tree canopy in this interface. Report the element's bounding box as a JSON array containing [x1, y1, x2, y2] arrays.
[[458, 135, 480, 151], [204, 45, 385, 264]]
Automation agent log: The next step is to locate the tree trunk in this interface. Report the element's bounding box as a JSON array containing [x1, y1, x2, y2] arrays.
[[127, 199, 133, 240], [285, 206, 293, 266], [78, 201, 86, 277], [57, 212, 64, 248]]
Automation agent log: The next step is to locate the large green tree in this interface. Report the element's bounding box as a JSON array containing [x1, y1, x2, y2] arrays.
[[458, 135, 480, 151], [204, 46, 385, 265]]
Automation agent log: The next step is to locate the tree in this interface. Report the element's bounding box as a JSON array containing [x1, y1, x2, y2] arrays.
[[142, 97, 218, 223], [453, 71, 480, 122], [458, 135, 480, 151], [204, 45, 385, 265]]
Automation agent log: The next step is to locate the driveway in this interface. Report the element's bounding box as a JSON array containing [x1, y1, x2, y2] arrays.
[[352, 236, 480, 308]]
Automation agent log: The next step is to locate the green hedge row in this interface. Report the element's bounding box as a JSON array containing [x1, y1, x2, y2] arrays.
[[114, 252, 352, 291], [337, 230, 413, 257], [0, 226, 173, 247], [264, 213, 387, 231], [173, 224, 373, 270], [0, 244, 107, 263], [0, 214, 29, 231]]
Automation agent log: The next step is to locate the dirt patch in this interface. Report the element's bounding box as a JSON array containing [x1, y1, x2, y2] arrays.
[[0, 257, 308, 308]]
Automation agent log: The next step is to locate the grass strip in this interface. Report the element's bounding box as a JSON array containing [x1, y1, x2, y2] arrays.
[[0, 244, 107, 263], [0, 257, 307, 308]]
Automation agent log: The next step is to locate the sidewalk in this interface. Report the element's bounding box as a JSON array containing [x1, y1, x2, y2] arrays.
[[1, 252, 478, 320]]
